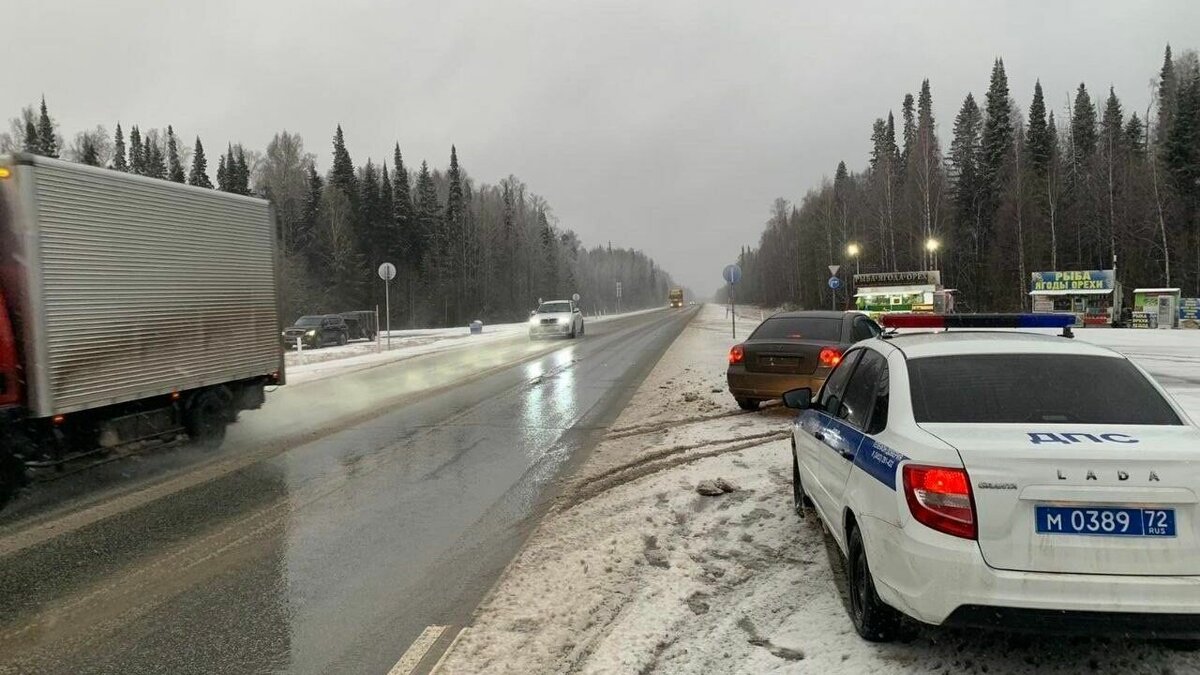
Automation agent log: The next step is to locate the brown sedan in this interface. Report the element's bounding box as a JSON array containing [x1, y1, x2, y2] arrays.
[[726, 310, 881, 410]]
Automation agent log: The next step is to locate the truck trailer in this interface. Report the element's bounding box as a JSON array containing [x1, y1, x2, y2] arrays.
[[0, 154, 284, 507]]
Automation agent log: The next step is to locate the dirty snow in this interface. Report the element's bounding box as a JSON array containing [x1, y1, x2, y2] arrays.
[[434, 305, 1200, 675]]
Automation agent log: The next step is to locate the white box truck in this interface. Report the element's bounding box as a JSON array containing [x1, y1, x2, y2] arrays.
[[0, 154, 284, 507]]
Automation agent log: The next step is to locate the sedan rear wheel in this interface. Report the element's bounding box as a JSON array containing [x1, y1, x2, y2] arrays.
[[735, 398, 759, 411], [791, 451, 807, 516], [847, 525, 900, 642]]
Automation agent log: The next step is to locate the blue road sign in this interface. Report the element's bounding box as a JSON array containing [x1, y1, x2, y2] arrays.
[[723, 263, 742, 285], [828, 276, 842, 290]]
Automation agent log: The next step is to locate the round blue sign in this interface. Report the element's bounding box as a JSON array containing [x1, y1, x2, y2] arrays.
[[828, 276, 842, 290], [723, 263, 742, 285]]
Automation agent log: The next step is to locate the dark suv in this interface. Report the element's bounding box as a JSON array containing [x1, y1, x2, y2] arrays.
[[282, 315, 350, 349]]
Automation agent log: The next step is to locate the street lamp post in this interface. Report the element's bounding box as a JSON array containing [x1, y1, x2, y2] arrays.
[[846, 242, 861, 276], [925, 238, 940, 271]]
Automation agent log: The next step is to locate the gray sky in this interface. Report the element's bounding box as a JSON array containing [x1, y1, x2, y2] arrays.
[[9, 0, 1199, 295]]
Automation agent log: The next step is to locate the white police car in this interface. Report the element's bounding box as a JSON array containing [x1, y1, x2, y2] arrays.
[[783, 313, 1200, 642]]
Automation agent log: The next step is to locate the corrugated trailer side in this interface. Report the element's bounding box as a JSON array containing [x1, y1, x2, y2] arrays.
[[1, 154, 282, 418]]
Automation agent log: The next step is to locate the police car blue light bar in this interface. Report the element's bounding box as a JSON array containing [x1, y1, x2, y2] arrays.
[[879, 313, 1077, 329]]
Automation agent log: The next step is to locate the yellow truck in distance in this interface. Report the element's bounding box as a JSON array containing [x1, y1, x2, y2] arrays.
[[669, 288, 684, 308]]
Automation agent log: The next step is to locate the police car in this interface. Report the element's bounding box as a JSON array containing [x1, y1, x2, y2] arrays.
[[783, 314, 1200, 642]]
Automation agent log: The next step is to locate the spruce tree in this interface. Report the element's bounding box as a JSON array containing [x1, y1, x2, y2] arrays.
[[188, 137, 213, 188], [235, 145, 250, 195], [380, 162, 394, 243], [330, 125, 357, 202], [37, 96, 58, 157], [980, 58, 1013, 217], [79, 137, 101, 166], [949, 92, 983, 295], [216, 154, 228, 192], [129, 126, 144, 174], [1071, 83, 1098, 159], [166, 126, 185, 183], [145, 135, 166, 179], [112, 122, 128, 171], [301, 164, 323, 254], [1026, 80, 1051, 177], [359, 159, 381, 255], [393, 144, 416, 269], [900, 93, 917, 173], [22, 118, 39, 154], [1164, 56, 1200, 216], [415, 160, 441, 281], [1125, 114, 1145, 157], [444, 145, 466, 320]]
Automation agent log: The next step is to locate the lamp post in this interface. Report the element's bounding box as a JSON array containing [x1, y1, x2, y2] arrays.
[[846, 242, 861, 276], [925, 238, 940, 271]]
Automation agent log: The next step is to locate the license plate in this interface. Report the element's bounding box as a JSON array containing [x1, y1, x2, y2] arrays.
[[1035, 506, 1176, 537]]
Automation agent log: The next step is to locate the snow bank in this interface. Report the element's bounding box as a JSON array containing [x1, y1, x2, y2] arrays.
[[435, 305, 1200, 674]]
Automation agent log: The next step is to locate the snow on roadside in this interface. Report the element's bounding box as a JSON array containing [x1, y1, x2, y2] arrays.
[[436, 305, 1200, 675]]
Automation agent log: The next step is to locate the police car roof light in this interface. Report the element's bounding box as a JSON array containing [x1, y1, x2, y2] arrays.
[[878, 313, 1076, 333]]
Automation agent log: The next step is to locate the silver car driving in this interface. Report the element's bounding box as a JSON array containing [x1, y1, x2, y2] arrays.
[[529, 300, 585, 339]]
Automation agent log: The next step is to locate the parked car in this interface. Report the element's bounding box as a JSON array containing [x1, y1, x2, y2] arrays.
[[783, 313, 1200, 642], [529, 300, 585, 339], [282, 315, 349, 349], [726, 310, 880, 411]]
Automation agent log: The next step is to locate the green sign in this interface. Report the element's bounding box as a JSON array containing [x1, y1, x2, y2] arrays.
[[1030, 270, 1115, 292]]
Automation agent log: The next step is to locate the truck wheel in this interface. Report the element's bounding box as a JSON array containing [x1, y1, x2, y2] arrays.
[[186, 388, 232, 448], [338, 332, 348, 346]]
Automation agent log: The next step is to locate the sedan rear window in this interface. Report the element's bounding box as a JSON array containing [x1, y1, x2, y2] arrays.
[[908, 354, 1181, 425], [750, 317, 841, 341]]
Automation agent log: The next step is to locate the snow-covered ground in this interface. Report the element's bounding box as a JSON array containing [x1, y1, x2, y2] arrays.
[[284, 307, 664, 385], [434, 305, 1200, 674]]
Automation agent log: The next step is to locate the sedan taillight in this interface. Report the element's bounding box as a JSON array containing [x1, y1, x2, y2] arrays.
[[818, 347, 842, 367], [902, 464, 976, 540], [728, 344, 744, 365]]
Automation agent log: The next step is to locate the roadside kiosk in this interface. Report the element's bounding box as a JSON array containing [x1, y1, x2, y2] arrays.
[[1133, 288, 1181, 329], [1029, 270, 1121, 327], [853, 271, 952, 321]]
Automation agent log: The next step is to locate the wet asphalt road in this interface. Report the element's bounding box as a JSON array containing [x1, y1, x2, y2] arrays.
[[0, 307, 698, 675]]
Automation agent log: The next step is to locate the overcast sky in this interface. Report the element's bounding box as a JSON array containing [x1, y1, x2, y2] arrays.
[[9, 0, 1199, 295]]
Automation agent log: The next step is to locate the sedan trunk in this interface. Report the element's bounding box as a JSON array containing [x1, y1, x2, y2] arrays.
[[922, 423, 1200, 576]]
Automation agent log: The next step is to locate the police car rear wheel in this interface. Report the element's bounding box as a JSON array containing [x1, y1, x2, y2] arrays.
[[847, 525, 900, 642], [791, 452, 809, 515]]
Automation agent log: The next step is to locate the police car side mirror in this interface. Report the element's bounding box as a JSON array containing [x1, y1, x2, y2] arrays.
[[782, 388, 813, 410]]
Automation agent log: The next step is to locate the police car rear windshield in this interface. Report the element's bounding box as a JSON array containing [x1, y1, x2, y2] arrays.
[[907, 354, 1181, 425], [750, 317, 841, 341]]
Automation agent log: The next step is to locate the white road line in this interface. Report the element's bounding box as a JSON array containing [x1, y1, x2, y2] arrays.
[[388, 625, 450, 675]]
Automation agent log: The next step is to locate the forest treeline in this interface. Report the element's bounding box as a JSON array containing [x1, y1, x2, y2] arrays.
[[2, 102, 675, 326], [730, 45, 1200, 312]]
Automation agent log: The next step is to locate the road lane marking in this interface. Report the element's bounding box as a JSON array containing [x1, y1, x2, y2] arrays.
[[389, 625, 450, 675]]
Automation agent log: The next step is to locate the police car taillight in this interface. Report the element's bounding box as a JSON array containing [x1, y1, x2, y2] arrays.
[[729, 344, 744, 365], [902, 464, 976, 540]]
